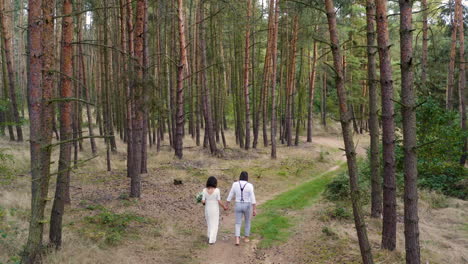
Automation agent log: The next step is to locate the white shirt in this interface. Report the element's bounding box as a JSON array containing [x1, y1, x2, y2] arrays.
[[226, 181, 256, 204]]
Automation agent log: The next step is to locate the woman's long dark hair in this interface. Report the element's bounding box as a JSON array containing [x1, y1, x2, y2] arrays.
[[206, 176, 218, 188]]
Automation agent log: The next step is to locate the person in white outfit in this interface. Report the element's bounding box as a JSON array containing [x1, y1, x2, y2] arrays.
[[226, 171, 257, 246], [202, 176, 227, 245]]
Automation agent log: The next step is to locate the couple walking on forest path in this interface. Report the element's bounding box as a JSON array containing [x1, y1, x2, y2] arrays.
[[201, 171, 257, 246]]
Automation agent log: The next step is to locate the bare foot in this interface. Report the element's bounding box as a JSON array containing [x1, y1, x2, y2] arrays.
[[244, 237, 250, 242], [235, 237, 240, 246]]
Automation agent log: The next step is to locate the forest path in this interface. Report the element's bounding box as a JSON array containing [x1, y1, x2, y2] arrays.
[[193, 135, 360, 264]]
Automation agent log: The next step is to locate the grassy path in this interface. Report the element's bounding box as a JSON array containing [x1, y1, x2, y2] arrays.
[[195, 161, 346, 264], [252, 162, 346, 248]]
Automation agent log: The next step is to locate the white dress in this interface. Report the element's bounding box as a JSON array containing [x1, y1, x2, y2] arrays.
[[202, 188, 221, 243]]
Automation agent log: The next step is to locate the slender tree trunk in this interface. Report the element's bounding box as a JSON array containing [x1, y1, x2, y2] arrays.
[[270, 0, 279, 159], [321, 71, 327, 128], [0, 0, 23, 141], [325, 1, 374, 263], [22, 0, 54, 261], [0, 40, 15, 141], [286, 15, 298, 147], [456, 0, 466, 165], [129, 0, 146, 198], [307, 38, 317, 143], [376, 0, 397, 251], [50, 0, 73, 249], [140, 0, 148, 174], [399, 0, 421, 263], [175, 0, 188, 159], [261, 0, 275, 148], [295, 48, 304, 146], [446, 0, 460, 110], [243, 0, 252, 150], [80, 2, 96, 154], [199, 0, 217, 155], [21, 0, 47, 264], [366, 0, 382, 218], [125, 0, 134, 178], [420, 0, 428, 90]]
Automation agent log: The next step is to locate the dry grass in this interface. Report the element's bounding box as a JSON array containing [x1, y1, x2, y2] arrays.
[[1, 122, 465, 264], [0, 122, 341, 264]]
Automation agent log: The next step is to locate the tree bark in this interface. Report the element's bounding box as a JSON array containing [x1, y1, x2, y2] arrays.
[[324, 1, 374, 263], [307, 38, 318, 143], [286, 15, 298, 147], [0, 38, 15, 141], [50, 0, 74, 249], [321, 71, 327, 128], [0, 0, 23, 141], [140, 0, 149, 174], [366, 0, 382, 218], [175, 0, 188, 159], [456, 0, 466, 165], [243, 0, 252, 150], [420, 0, 428, 90], [270, 0, 279, 158], [399, 0, 421, 263], [22, 0, 54, 261], [295, 48, 304, 146], [446, 0, 460, 110], [125, 0, 134, 178], [129, 0, 146, 198], [199, 0, 217, 155], [80, 1, 96, 154], [260, 0, 275, 148], [376, 0, 397, 251]]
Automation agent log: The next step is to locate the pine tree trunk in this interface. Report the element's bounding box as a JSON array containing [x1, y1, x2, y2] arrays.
[[243, 0, 252, 150], [50, 0, 73, 249], [295, 48, 304, 146], [399, 1, 421, 263], [261, 0, 275, 148], [129, 0, 146, 198], [456, 0, 466, 165], [199, 0, 217, 155], [270, 0, 279, 159], [307, 38, 317, 143], [140, 0, 149, 174], [446, 0, 460, 110], [175, 0, 188, 159], [22, 0, 55, 261], [366, 0, 382, 218], [420, 0, 428, 90], [321, 71, 327, 128], [286, 16, 298, 147], [376, 0, 397, 251], [0, 41, 15, 141], [80, 0, 96, 154], [0, 0, 23, 141], [125, 0, 134, 178], [325, 1, 374, 263]]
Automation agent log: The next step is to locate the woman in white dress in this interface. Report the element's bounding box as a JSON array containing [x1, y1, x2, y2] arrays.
[[202, 176, 227, 244]]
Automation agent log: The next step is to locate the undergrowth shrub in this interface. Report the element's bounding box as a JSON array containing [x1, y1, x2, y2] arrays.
[[81, 206, 148, 246], [398, 98, 467, 199], [0, 149, 13, 185], [324, 160, 372, 205], [326, 98, 467, 202]]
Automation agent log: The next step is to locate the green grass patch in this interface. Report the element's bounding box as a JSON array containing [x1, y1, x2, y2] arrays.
[[79, 206, 152, 246], [252, 163, 346, 248]]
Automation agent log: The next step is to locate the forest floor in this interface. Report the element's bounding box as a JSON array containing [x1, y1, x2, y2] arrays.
[[0, 123, 467, 264]]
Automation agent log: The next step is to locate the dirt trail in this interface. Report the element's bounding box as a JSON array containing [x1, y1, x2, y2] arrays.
[[193, 135, 362, 264]]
